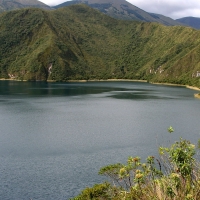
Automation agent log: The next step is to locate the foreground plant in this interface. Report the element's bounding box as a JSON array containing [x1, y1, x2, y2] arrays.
[[72, 128, 200, 200]]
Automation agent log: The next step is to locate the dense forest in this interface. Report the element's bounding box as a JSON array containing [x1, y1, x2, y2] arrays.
[[0, 5, 200, 87]]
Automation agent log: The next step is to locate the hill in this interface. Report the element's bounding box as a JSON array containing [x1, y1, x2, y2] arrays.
[[53, 0, 181, 26], [176, 17, 200, 29], [0, 5, 200, 88], [0, 0, 51, 12]]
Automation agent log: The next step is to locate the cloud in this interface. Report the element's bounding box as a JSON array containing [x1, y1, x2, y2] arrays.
[[39, 0, 200, 19], [126, 0, 200, 19], [39, 0, 65, 6]]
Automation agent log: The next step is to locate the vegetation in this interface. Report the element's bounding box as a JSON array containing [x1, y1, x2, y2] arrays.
[[0, 5, 200, 88], [72, 127, 200, 200]]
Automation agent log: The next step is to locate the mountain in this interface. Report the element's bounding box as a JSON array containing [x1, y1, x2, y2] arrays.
[[0, 5, 200, 88], [176, 17, 200, 29], [0, 0, 51, 12], [53, 0, 182, 26]]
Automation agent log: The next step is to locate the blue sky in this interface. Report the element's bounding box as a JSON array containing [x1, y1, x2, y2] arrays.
[[39, 0, 200, 19]]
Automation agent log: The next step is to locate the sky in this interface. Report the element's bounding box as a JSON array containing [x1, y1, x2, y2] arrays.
[[39, 0, 200, 19]]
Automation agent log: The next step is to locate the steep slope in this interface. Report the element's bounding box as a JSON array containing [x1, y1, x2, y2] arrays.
[[176, 17, 200, 29], [0, 5, 200, 87], [0, 0, 51, 12], [53, 0, 181, 26], [0, 5, 126, 81]]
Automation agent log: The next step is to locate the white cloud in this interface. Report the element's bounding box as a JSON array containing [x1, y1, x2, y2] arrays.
[[39, 0, 65, 6], [126, 0, 200, 19], [39, 0, 200, 19]]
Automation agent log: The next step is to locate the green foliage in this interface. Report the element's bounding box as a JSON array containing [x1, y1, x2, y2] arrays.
[[168, 139, 195, 176], [0, 5, 200, 87], [71, 183, 112, 200], [72, 127, 200, 200], [168, 126, 174, 133]]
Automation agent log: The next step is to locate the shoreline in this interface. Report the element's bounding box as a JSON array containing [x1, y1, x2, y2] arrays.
[[194, 93, 200, 99], [0, 78, 27, 81], [65, 79, 148, 83], [150, 82, 200, 91], [186, 85, 200, 91], [0, 78, 147, 83], [150, 82, 185, 87]]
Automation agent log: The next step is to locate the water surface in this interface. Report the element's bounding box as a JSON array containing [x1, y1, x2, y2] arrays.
[[0, 81, 200, 199]]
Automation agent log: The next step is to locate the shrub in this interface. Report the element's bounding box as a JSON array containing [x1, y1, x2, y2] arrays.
[[72, 128, 200, 200]]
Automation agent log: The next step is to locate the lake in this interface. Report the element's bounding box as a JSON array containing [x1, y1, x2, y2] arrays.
[[0, 81, 200, 199]]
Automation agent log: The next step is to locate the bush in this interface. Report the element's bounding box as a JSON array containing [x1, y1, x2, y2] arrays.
[[71, 183, 112, 200], [72, 127, 200, 200]]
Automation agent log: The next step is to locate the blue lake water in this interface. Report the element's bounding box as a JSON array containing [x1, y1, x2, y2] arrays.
[[0, 81, 200, 199]]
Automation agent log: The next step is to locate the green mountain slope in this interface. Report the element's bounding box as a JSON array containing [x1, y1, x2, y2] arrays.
[[0, 5, 200, 87], [176, 17, 200, 29], [0, 0, 51, 12], [53, 0, 182, 26]]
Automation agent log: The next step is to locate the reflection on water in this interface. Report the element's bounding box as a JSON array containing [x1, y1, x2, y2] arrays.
[[108, 91, 176, 100], [0, 81, 147, 97], [0, 81, 199, 199], [0, 80, 187, 99]]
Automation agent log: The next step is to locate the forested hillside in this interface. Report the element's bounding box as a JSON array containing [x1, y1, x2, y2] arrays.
[[0, 5, 200, 87]]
